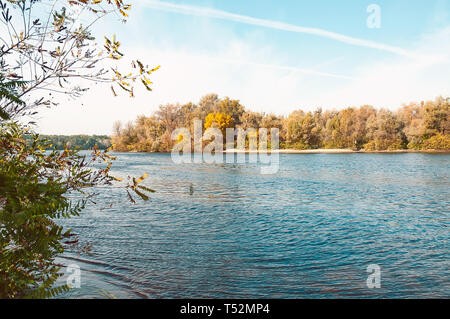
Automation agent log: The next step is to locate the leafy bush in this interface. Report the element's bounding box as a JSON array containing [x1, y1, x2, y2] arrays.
[[24, 135, 112, 151], [0, 122, 107, 298], [0, 0, 157, 299], [407, 140, 424, 150], [422, 134, 450, 150], [0, 121, 154, 298], [287, 141, 310, 150], [363, 138, 406, 151]]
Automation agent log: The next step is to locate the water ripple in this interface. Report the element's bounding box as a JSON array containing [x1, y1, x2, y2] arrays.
[[58, 153, 450, 298]]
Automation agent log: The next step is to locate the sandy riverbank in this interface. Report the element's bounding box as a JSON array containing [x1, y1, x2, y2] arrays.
[[222, 149, 450, 154]]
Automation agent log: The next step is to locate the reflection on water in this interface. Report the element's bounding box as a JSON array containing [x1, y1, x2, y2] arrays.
[[58, 153, 450, 298]]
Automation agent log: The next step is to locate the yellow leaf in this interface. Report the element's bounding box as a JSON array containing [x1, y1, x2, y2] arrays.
[[135, 173, 148, 184]]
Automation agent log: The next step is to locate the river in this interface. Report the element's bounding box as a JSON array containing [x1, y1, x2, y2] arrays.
[[58, 153, 450, 298]]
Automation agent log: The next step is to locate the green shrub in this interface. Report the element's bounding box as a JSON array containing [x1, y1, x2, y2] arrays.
[[363, 138, 406, 151], [0, 122, 112, 298], [0, 121, 154, 298], [422, 134, 450, 150]]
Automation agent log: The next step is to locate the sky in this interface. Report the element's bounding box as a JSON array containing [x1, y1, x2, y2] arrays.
[[36, 0, 450, 135]]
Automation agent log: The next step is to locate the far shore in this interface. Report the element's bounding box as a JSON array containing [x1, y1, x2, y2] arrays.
[[220, 148, 450, 154], [110, 148, 450, 154]]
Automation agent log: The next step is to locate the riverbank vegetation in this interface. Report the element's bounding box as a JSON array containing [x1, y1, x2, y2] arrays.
[[25, 135, 112, 150], [0, 0, 155, 298], [112, 94, 449, 152]]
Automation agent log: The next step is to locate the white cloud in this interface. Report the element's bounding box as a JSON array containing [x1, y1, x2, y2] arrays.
[[316, 26, 450, 109], [34, 10, 450, 135], [35, 41, 352, 135], [140, 0, 420, 58]]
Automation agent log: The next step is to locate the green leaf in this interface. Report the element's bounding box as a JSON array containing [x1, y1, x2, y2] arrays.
[[134, 188, 149, 201], [137, 185, 156, 193]]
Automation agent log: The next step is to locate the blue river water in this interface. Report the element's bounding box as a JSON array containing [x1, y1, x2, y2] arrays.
[[58, 153, 449, 298]]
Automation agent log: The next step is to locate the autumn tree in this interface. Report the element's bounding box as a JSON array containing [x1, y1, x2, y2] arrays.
[[178, 102, 198, 130], [423, 97, 449, 136], [323, 110, 343, 148], [112, 95, 449, 152], [240, 110, 262, 130], [194, 93, 219, 120], [214, 97, 244, 126], [204, 112, 233, 134], [353, 105, 377, 149], [365, 109, 406, 150], [397, 102, 424, 149], [153, 103, 184, 151]]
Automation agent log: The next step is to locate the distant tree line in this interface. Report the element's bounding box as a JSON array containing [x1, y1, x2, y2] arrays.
[[111, 94, 450, 152], [26, 135, 112, 150]]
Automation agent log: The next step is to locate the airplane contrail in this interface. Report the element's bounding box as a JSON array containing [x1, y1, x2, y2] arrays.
[[140, 0, 419, 59]]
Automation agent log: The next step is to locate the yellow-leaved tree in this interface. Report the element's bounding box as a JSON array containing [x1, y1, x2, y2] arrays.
[[204, 112, 234, 134]]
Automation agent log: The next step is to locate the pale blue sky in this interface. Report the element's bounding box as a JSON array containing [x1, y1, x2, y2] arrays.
[[37, 0, 450, 134]]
